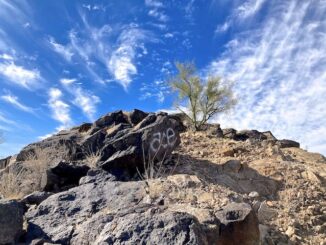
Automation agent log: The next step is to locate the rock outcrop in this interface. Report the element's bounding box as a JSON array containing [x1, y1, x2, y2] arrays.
[[0, 109, 324, 244], [0, 200, 25, 244], [0, 110, 182, 198], [25, 176, 208, 244]]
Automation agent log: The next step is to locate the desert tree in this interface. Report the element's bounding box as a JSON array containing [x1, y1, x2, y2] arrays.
[[170, 61, 237, 131]]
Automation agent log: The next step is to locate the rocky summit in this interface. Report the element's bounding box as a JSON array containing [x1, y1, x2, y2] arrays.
[[0, 109, 325, 245]]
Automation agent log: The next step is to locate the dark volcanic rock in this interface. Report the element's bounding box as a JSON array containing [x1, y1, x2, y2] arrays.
[[0, 156, 11, 170], [70, 209, 206, 245], [25, 178, 207, 245], [0, 200, 25, 244], [100, 112, 181, 179], [0, 110, 181, 197], [41, 161, 89, 192], [278, 139, 300, 148], [21, 191, 53, 205], [94, 110, 128, 128], [79, 168, 117, 185], [127, 109, 149, 125], [234, 130, 267, 141], [222, 128, 237, 139], [215, 202, 260, 245]]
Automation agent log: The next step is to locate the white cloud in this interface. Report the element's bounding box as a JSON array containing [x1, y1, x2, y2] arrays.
[[236, 0, 266, 19], [144, 0, 163, 8], [164, 33, 174, 38], [48, 88, 72, 130], [108, 28, 150, 90], [48, 37, 74, 61], [73, 87, 100, 121], [148, 9, 169, 22], [1, 94, 34, 113], [215, 0, 266, 33], [60, 78, 100, 121], [0, 61, 41, 89], [215, 21, 231, 33], [23, 22, 30, 28], [50, 16, 152, 89], [0, 53, 14, 60], [207, 0, 326, 155], [140, 79, 170, 103], [60, 78, 76, 85]]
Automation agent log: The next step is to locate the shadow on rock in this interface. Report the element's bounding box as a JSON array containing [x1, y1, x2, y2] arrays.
[[174, 154, 281, 199]]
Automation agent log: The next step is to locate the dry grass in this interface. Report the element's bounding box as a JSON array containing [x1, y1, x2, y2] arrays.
[[0, 148, 49, 199], [0, 171, 24, 199], [84, 146, 102, 168]]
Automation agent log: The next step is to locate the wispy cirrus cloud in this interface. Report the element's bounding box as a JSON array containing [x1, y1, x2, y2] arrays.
[[48, 17, 152, 89], [48, 37, 74, 61], [236, 0, 266, 19], [144, 0, 163, 8], [208, 0, 326, 154], [215, 0, 266, 33], [108, 27, 151, 90], [0, 60, 41, 89], [0, 111, 19, 130], [60, 78, 100, 121], [1, 93, 34, 113], [48, 88, 72, 130], [140, 79, 171, 103]]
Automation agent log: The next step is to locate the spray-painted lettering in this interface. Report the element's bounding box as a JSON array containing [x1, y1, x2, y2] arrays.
[[150, 128, 177, 152]]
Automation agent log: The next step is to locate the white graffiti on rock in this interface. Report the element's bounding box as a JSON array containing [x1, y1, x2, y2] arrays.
[[150, 128, 177, 153]]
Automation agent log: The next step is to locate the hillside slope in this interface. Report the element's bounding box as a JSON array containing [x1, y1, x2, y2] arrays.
[[0, 110, 325, 245]]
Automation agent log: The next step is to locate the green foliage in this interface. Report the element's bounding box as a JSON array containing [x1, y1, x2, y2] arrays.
[[170, 61, 237, 130]]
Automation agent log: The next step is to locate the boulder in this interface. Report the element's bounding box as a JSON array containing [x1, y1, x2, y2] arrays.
[[169, 113, 189, 131], [93, 110, 128, 128], [0, 156, 11, 170], [127, 109, 149, 125], [257, 202, 277, 223], [208, 124, 224, 138], [234, 130, 267, 141], [0, 110, 181, 198], [79, 168, 117, 185], [41, 161, 89, 192], [100, 112, 181, 179], [21, 191, 53, 205], [262, 131, 277, 141], [25, 179, 206, 244], [0, 200, 25, 244], [278, 139, 300, 148], [221, 160, 242, 173], [222, 128, 237, 139], [215, 202, 260, 245], [70, 209, 206, 245]]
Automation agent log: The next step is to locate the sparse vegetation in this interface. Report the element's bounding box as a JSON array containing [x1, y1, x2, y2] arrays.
[[84, 146, 103, 168], [0, 148, 49, 199], [170, 61, 237, 131], [137, 143, 179, 184]]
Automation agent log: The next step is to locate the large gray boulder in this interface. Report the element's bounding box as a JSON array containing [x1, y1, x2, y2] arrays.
[[25, 178, 206, 244], [0, 200, 25, 244]]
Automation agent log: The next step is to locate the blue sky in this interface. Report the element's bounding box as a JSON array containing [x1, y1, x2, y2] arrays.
[[0, 0, 325, 157]]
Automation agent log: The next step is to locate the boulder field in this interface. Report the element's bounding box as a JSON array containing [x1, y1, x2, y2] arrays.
[[0, 109, 325, 244]]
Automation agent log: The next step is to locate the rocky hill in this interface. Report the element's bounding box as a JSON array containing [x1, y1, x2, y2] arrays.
[[0, 109, 325, 245]]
